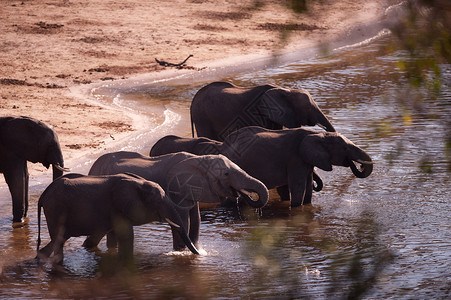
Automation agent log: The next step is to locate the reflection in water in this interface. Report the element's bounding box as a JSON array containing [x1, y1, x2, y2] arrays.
[[1, 36, 450, 298]]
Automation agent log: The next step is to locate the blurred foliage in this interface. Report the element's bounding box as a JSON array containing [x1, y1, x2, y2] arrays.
[[251, 0, 451, 172], [387, 0, 451, 172], [254, 0, 450, 88], [388, 0, 451, 89], [243, 212, 394, 299]]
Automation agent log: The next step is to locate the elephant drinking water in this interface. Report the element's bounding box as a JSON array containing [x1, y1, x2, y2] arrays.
[[88, 151, 269, 251], [150, 127, 373, 207]]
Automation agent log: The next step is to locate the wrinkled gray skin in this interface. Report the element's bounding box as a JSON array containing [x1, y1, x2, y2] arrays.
[[190, 81, 335, 141], [150, 135, 324, 194], [88, 151, 268, 251], [37, 173, 199, 266], [0, 116, 68, 223], [150, 127, 373, 207]]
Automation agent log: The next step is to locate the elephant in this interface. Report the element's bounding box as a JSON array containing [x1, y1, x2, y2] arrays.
[[190, 81, 336, 141], [0, 116, 68, 223], [36, 173, 199, 265], [88, 151, 269, 251], [150, 126, 373, 207], [151, 136, 222, 156], [150, 135, 324, 193]]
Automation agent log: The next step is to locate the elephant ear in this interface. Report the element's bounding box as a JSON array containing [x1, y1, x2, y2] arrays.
[[111, 178, 148, 223], [299, 134, 333, 171], [258, 88, 297, 128], [165, 157, 220, 206]]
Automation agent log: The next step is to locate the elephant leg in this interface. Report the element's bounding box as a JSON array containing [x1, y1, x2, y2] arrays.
[[277, 185, 290, 201], [83, 233, 106, 249], [37, 239, 65, 264], [302, 171, 314, 205], [3, 159, 28, 222], [52, 239, 66, 265], [106, 231, 118, 249], [115, 224, 134, 264], [280, 172, 319, 201], [38, 233, 67, 264], [108, 215, 125, 249], [188, 204, 200, 248], [37, 241, 54, 259], [288, 164, 312, 207], [49, 221, 68, 264]]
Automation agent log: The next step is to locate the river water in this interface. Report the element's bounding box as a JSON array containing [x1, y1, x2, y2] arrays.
[[1, 31, 450, 298]]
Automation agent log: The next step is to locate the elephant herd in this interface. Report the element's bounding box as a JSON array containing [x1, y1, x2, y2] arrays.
[[0, 81, 373, 266]]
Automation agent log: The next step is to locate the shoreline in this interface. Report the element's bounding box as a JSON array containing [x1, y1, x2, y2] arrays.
[[0, 0, 397, 197], [67, 7, 396, 167]]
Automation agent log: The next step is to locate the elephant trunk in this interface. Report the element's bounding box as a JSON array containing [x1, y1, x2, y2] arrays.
[[235, 176, 269, 208], [52, 164, 64, 180], [312, 170, 323, 192], [47, 145, 69, 180], [317, 113, 336, 132], [159, 193, 200, 255], [348, 156, 373, 178], [165, 218, 200, 255], [52, 162, 70, 180]]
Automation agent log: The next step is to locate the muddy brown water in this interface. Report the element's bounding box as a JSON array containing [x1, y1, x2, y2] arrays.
[[1, 35, 450, 298]]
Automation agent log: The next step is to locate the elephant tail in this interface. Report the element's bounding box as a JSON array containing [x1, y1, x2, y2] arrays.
[[37, 198, 42, 252]]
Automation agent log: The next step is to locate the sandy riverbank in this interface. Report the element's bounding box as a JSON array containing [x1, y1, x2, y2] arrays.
[[1, 0, 391, 179]]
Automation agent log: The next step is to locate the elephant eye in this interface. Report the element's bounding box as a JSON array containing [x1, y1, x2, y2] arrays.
[[224, 172, 229, 176]]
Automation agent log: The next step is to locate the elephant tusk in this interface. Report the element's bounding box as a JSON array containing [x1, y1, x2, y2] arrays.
[[54, 164, 71, 172], [354, 159, 374, 165], [239, 189, 258, 200], [165, 218, 181, 228], [317, 124, 327, 130], [239, 189, 251, 196]]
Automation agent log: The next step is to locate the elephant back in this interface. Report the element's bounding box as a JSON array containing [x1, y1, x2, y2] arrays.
[[0, 116, 50, 162], [190, 82, 278, 141]]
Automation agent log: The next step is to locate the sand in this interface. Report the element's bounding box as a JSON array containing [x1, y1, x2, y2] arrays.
[[0, 0, 390, 177]]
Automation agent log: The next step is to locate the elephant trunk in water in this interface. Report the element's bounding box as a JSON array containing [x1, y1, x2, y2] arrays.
[[158, 195, 200, 255], [165, 218, 200, 255], [348, 150, 373, 178]]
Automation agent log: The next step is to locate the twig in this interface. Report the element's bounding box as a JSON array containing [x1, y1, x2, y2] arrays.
[[155, 54, 194, 67]]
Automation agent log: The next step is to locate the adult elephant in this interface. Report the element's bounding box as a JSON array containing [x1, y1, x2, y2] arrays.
[[0, 116, 68, 223], [150, 135, 324, 193], [190, 81, 335, 140], [37, 173, 199, 266], [88, 151, 268, 251], [150, 127, 373, 207]]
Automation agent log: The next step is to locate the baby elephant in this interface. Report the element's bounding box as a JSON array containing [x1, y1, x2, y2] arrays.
[[36, 173, 199, 265]]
